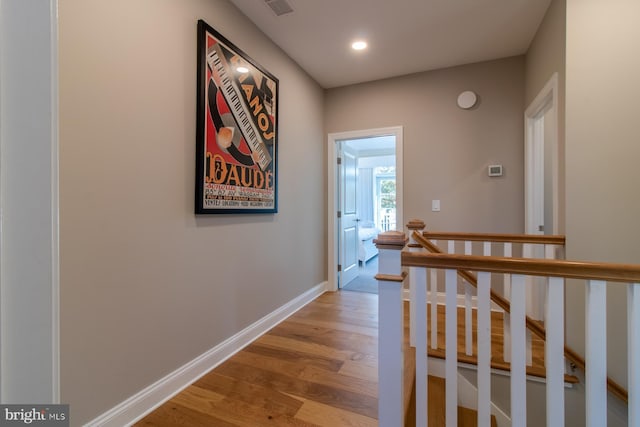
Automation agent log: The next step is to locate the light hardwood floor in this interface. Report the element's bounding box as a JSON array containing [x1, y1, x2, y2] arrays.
[[135, 290, 554, 426], [136, 291, 380, 426]]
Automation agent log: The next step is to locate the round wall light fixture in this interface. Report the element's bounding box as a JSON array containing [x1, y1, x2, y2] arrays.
[[457, 91, 478, 109]]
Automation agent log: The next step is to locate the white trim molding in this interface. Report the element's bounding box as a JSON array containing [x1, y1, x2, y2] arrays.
[[0, 0, 60, 403], [524, 72, 559, 235], [327, 126, 404, 292], [85, 282, 327, 427]]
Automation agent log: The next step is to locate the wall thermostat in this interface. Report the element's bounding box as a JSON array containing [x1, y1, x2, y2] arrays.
[[488, 164, 503, 177]]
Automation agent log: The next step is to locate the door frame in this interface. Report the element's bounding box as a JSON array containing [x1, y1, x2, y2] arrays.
[[524, 73, 559, 320], [327, 126, 403, 292], [525, 72, 559, 235]]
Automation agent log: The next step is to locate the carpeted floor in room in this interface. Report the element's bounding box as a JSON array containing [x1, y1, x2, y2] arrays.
[[341, 256, 378, 294]]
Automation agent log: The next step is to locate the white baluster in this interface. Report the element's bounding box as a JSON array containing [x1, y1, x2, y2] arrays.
[[545, 244, 556, 260], [546, 276, 565, 427], [416, 268, 428, 427], [448, 240, 455, 254], [465, 241, 473, 356], [628, 283, 639, 427], [510, 274, 527, 426], [503, 243, 512, 363], [523, 243, 534, 367], [409, 268, 417, 348], [430, 268, 438, 350], [408, 245, 425, 349], [585, 280, 607, 427], [445, 268, 458, 427], [483, 241, 491, 256], [429, 239, 439, 351], [477, 271, 492, 427]]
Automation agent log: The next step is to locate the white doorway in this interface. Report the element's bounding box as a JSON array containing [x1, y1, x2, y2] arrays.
[[525, 73, 559, 236], [524, 73, 559, 320], [328, 127, 403, 292]]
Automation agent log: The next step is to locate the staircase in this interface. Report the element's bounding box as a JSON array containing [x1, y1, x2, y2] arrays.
[[402, 303, 501, 427], [375, 220, 640, 427]]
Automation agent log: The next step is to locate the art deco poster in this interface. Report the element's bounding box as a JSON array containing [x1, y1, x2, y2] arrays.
[[195, 20, 278, 214]]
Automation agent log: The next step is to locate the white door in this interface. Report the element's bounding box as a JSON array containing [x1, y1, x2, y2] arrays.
[[339, 142, 359, 287]]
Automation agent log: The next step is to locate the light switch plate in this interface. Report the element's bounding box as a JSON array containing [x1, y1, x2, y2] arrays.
[[432, 199, 441, 212]]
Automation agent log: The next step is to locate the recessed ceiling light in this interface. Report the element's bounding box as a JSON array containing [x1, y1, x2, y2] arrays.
[[236, 66, 249, 73], [351, 40, 368, 51]]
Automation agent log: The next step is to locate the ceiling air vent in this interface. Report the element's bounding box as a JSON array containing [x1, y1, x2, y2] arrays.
[[264, 0, 294, 16]]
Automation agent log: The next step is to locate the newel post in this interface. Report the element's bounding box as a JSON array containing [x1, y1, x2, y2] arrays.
[[375, 231, 408, 427], [407, 219, 426, 347]]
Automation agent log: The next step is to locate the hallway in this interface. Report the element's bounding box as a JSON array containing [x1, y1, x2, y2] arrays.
[[136, 291, 379, 426]]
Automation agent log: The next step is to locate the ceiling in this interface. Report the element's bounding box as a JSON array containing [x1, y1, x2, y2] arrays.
[[229, 0, 552, 89]]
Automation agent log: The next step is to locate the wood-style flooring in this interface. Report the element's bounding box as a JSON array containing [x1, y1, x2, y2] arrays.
[[136, 291, 380, 426], [136, 290, 558, 426]]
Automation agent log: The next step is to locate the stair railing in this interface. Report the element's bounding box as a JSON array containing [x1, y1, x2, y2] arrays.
[[406, 219, 566, 367], [375, 228, 640, 427], [409, 222, 628, 403]]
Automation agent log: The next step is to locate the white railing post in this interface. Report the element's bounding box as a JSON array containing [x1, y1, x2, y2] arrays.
[[375, 231, 408, 427], [406, 220, 428, 427], [407, 220, 426, 348], [585, 280, 607, 427], [628, 283, 639, 427]]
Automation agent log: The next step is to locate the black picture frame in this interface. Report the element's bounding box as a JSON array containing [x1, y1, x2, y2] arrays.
[[195, 20, 278, 214]]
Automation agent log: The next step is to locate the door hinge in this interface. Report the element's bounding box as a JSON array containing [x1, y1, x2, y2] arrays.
[[337, 264, 342, 272], [337, 157, 342, 165], [337, 211, 341, 218]]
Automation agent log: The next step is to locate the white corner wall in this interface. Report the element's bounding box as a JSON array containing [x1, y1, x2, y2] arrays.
[[58, 0, 324, 424], [566, 0, 640, 391], [0, 0, 60, 404]]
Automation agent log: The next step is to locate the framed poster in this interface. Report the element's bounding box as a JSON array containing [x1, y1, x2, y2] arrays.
[[195, 20, 278, 214]]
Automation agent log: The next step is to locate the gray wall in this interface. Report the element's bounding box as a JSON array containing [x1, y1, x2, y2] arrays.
[[326, 56, 525, 234], [566, 0, 640, 391], [58, 0, 324, 424]]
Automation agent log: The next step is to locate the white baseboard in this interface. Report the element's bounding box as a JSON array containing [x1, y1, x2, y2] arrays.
[[85, 282, 328, 427]]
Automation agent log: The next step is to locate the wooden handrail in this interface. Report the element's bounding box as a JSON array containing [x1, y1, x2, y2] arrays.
[[403, 252, 640, 283], [422, 231, 566, 246], [410, 230, 631, 403]]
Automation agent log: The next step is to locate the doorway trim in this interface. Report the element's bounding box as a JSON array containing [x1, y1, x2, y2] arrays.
[[327, 126, 403, 292], [524, 73, 559, 321], [525, 73, 559, 235]]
